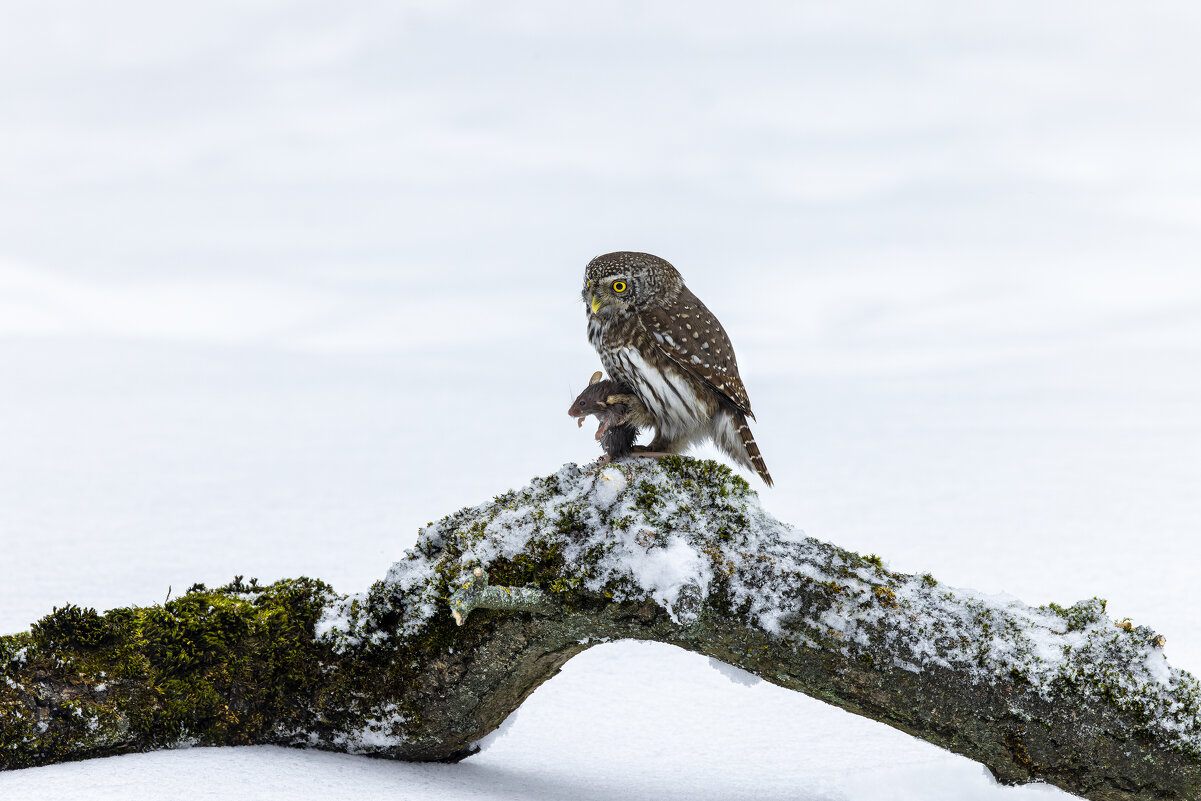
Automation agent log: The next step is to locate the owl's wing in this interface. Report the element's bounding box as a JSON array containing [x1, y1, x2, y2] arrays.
[[638, 288, 754, 418]]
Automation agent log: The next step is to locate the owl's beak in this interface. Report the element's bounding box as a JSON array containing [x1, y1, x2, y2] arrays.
[[590, 294, 603, 314]]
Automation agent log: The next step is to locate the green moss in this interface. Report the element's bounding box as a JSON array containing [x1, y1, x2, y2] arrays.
[[553, 503, 588, 540], [872, 586, 898, 608], [30, 604, 112, 650], [656, 456, 752, 499], [820, 580, 846, 596], [634, 480, 663, 514], [1, 576, 335, 769], [1040, 598, 1107, 632], [0, 631, 30, 661], [489, 534, 569, 591]]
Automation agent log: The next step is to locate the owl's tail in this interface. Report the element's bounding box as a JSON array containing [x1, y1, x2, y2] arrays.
[[718, 410, 774, 487]]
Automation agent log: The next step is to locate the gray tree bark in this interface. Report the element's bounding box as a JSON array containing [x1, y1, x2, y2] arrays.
[[2, 457, 1198, 801]]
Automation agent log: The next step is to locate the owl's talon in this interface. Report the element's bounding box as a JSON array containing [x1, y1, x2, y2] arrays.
[[629, 448, 672, 459]]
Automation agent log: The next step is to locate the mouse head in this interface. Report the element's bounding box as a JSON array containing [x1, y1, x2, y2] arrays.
[[568, 371, 612, 420]]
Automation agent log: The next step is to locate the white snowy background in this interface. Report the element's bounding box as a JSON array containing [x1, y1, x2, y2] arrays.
[[2, 2, 1200, 799]]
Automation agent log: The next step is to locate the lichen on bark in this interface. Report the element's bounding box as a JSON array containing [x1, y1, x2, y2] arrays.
[[3, 456, 1199, 800]]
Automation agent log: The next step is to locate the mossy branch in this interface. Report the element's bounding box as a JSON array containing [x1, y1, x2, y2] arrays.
[[2, 457, 1199, 801]]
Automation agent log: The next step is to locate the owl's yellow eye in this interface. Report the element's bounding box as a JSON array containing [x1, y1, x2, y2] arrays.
[[613, 281, 626, 293], [586, 280, 591, 288]]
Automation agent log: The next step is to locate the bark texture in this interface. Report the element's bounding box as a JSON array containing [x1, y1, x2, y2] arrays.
[[2, 457, 1198, 801]]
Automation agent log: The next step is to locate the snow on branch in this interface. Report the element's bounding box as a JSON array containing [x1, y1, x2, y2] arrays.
[[3, 457, 1199, 799]]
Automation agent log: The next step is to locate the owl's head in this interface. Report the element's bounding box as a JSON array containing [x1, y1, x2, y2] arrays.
[[582, 251, 683, 317]]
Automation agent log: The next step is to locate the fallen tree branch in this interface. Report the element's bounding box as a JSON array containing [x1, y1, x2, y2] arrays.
[[2, 458, 1199, 799]]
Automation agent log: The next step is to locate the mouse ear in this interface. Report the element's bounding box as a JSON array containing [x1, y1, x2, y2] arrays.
[[589, 371, 604, 385]]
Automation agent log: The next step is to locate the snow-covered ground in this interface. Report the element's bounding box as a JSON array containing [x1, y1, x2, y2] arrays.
[[2, 2, 1201, 799]]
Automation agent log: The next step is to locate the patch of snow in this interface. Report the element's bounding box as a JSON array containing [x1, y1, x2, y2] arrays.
[[622, 535, 710, 623], [313, 598, 357, 648], [592, 467, 626, 508], [332, 703, 411, 754], [1145, 648, 1173, 686]]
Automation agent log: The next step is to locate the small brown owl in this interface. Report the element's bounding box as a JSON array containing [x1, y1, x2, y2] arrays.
[[582, 251, 773, 486]]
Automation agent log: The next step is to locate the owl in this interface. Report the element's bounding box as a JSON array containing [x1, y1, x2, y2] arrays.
[[582, 251, 773, 486]]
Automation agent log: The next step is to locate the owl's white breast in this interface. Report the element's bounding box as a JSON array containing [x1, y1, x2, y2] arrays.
[[613, 346, 712, 443]]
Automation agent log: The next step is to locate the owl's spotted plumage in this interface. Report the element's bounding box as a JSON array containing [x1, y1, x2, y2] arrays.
[[582, 251, 773, 486]]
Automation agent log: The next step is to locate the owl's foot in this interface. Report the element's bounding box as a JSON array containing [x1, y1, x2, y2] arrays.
[[605, 393, 638, 408], [581, 453, 613, 477], [628, 446, 672, 459]]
